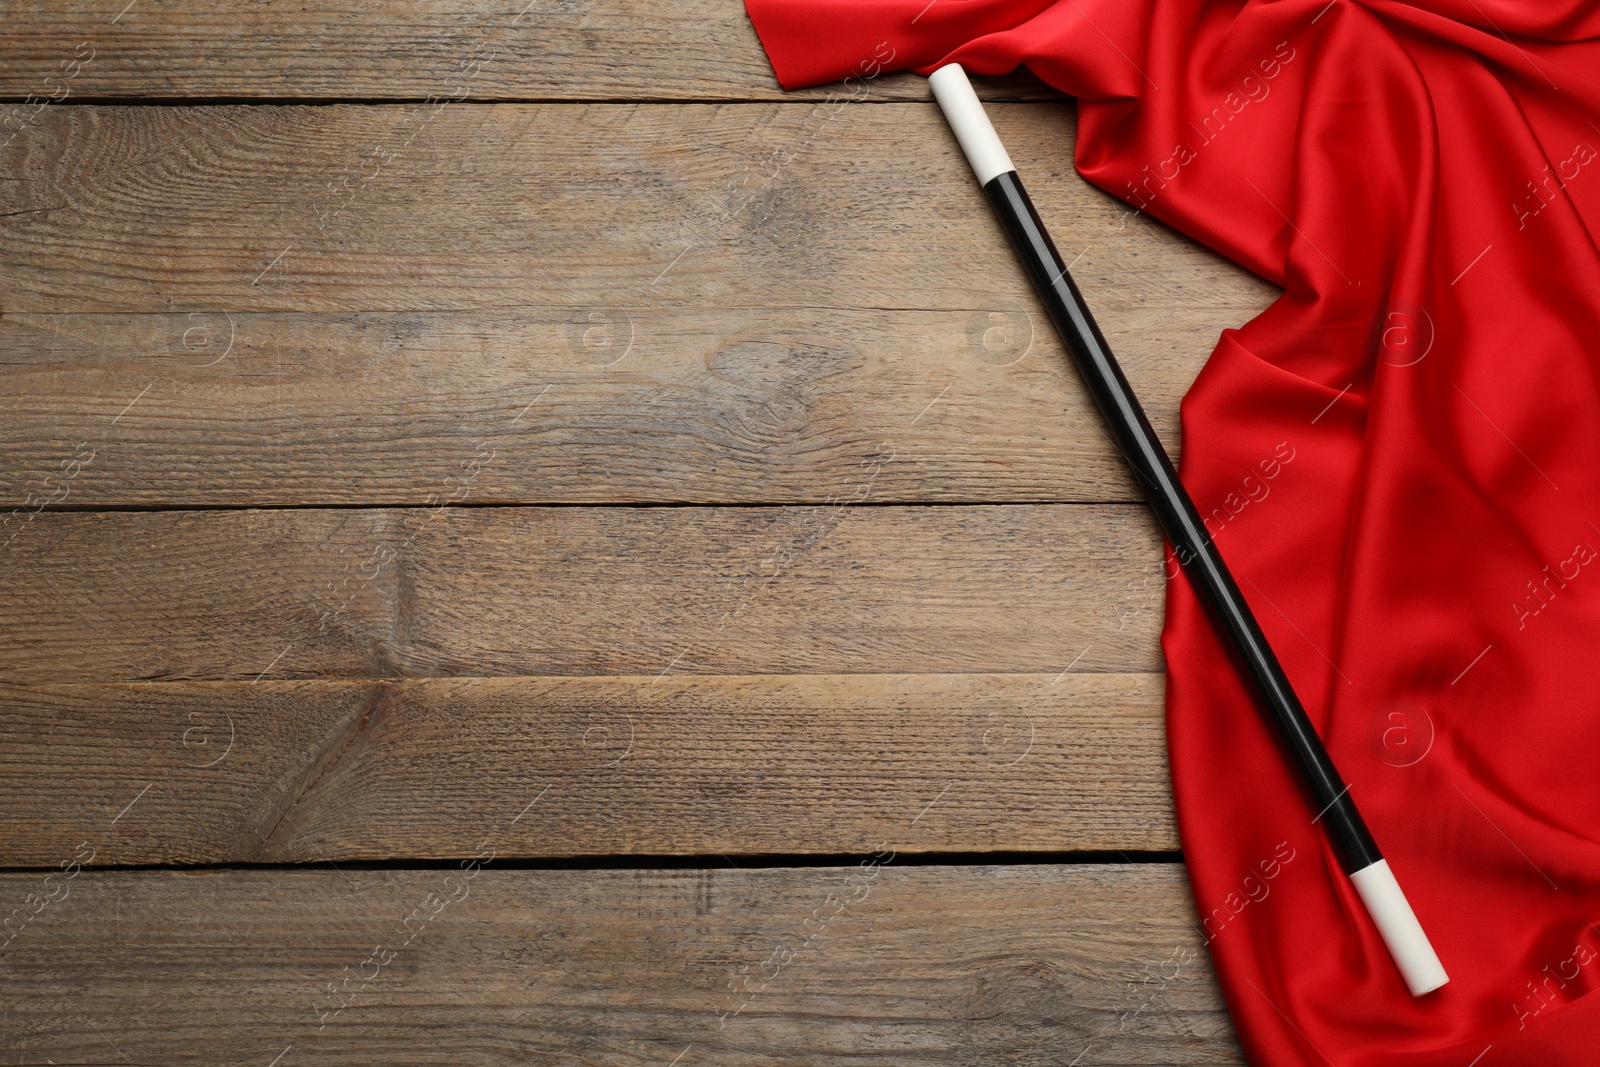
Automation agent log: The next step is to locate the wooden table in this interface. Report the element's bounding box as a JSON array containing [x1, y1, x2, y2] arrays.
[[0, 3, 1277, 1062]]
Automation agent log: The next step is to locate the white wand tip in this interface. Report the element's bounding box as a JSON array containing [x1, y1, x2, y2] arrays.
[[928, 63, 1015, 186], [1349, 859, 1449, 996]]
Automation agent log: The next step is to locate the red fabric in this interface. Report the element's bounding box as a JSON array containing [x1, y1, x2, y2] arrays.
[[743, 1, 1600, 1063]]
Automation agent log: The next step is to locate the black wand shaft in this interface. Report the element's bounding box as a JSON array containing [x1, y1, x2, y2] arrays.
[[983, 169, 1380, 874]]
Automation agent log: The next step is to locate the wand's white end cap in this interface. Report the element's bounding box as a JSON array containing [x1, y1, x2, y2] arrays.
[[928, 63, 1015, 186], [1349, 859, 1449, 996]]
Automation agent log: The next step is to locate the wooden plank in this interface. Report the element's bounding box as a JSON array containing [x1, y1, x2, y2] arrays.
[[0, 673, 1176, 866], [0, 0, 1067, 102], [0, 304, 1219, 505], [0, 679, 377, 867], [0, 103, 1278, 317], [0, 865, 1243, 1064], [0, 505, 1167, 683]]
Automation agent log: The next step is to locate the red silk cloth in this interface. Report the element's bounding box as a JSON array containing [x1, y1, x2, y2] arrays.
[[744, 1, 1600, 1063]]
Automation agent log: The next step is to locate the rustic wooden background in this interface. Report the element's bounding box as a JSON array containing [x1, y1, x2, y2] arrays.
[[0, 1, 1278, 1062]]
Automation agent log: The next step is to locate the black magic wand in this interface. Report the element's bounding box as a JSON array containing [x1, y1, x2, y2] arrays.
[[929, 63, 1447, 997]]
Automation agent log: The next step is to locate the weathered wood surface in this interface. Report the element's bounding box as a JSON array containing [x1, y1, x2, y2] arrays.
[[0, 0, 1067, 102], [0, 504, 1168, 683], [0, 673, 1176, 865], [0, 865, 1244, 1065], [0, 304, 1226, 505], [0, 104, 1276, 318], [0, 0, 1256, 1053]]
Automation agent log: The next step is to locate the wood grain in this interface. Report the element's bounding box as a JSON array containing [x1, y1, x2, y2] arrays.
[[0, 103, 1278, 317], [0, 679, 376, 867], [0, 673, 1176, 866], [0, 504, 1169, 684], [0, 304, 1221, 506], [0, 0, 1067, 102], [0, 865, 1243, 1065]]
